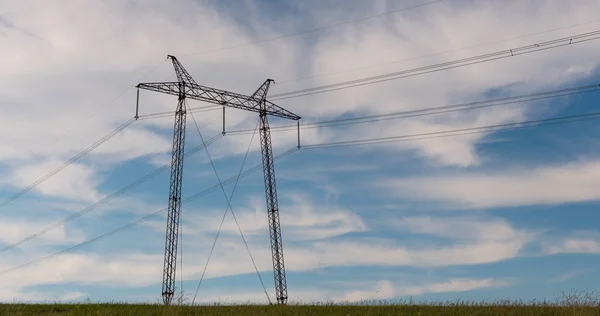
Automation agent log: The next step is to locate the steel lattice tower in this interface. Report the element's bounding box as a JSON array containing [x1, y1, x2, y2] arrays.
[[137, 56, 300, 305], [162, 87, 187, 305], [254, 80, 288, 304]]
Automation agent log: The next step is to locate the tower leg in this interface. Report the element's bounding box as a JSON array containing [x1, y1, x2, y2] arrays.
[[162, 93, 187, 305], [259, 112, 288, 305]]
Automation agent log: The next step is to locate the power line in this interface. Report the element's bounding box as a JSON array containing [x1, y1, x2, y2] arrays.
[[269, 30, 600, 100], [3, 107, 599, 275], [187, 104, 271, 303], [0, 147, 300, 277], [0, 118, 136, 212], [0, 134, 223, 254], [302, 111, 600, 149], [0, 60, 168, 213], [180, 0, 444, 57], [276, 18, 600, 85], [224, 83, 600, 135]]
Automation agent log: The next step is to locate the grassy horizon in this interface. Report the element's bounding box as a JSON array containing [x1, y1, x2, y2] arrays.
[[2, 291, 600, 315], [1, 303, 599, 316]]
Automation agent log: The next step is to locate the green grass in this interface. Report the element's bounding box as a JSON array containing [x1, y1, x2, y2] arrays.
[[2, 292, 600, 315], [0, 303, 599, 316]]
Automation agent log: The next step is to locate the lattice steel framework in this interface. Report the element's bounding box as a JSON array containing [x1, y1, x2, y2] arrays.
[[255, 80, 288, 304], [137, 56, 300, 305], [162, 90, 187, 305]]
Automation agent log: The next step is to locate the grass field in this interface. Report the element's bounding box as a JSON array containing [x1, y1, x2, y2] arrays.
[[2, 295, 600, 316], [0, 304, 597, 315]]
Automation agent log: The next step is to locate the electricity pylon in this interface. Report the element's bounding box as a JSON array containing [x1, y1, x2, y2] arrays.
[[136, 55, 300, 305]]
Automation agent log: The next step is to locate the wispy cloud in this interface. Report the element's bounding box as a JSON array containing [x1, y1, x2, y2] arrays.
[[542, 237, 600, 255], [385, 159, 600, 209]]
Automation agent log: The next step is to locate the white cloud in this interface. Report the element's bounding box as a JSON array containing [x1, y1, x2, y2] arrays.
[[7, 161, 102, 202], [192, 288, 330, 305], [0, 252, 163, 290], [392, 215, 532, 242], [0, 201, 534, 304], [180, 193, 366, 241], [163, 214, 532, 281], [385, 159, 600, 209], [277, 161, 377, 183], [342, 280, 396, 302], [297, 236, 526, 270], [402, 278, 511, 297], [56, 291, 87, 302], [0, 217, 84, 246], [0, 288, 86, 303], [542, 238, 600, 255], [549, 269, 588, 283], [0, 212, 529, 300], [342, 278, 510, 302], [192, 277, 510, 304]]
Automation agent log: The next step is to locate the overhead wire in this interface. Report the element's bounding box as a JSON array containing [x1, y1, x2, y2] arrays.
[[276, 18, 600, 85], [0, 60, 170, 213], [0, 134, 223, 254], [191, 117, 262, 305], [223, 83, 600, 135], [3, 106, 600, 276], [8, 29, 592, 255], [186, 103, 271, 303], [0, 118, 136, 212], [269, 30, 600, 100], [180, 0, 444, 57], [0, 147, 300, 277], [302, 111, 600, 149]]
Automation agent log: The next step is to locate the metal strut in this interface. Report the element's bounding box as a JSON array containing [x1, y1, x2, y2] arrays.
[[162, 83, 187, 305]]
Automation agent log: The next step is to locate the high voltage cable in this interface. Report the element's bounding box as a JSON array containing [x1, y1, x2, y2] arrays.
[[180, 0, 444, 57], [303, 111, 600, 149], [137, 84, 600, 135], [0, 134, 224, 254], [276, 18, 600, 85], [269, 30, 600, 100], [271, 30, 600, 98], [3, 60, 170, 213], [192, 117, 263, 305], [0, 118, 136, 212], [3, 108, 599, 275], [0, 147, 300, 277], [187, 104, 271, 303], [223, 83, 600, 135], [5, 15, 596, 283]]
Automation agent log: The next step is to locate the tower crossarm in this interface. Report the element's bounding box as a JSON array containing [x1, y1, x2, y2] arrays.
[[137, 82, 301, 121]]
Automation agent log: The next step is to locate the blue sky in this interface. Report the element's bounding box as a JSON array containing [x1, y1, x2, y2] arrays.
[[2, 0, 600, 304]]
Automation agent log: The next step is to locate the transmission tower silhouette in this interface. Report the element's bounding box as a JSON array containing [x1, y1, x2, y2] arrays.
[[136, 55, 300, 305]]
